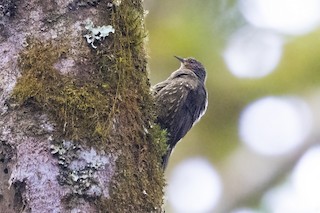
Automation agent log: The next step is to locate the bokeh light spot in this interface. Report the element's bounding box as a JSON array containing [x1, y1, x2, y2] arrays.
[[230, 208, 260, 213], [239, 0, 320, 35], [292, 146, 320, 204], [239, 97, 312, 155], [223, 26, 283, 78], [168, 158, 222, 213], [263, 147, 320, 212]]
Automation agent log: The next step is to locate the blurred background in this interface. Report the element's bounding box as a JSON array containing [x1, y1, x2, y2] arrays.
[[143, 0, 320, 212]]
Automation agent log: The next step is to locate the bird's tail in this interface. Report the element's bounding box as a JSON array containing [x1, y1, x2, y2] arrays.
[[162, 146, 173, 170]]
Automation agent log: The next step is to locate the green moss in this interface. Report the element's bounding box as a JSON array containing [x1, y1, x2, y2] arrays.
[[12, 39, 113, 144], [12, 0, 166, 212], [95, 0, 167, 211]]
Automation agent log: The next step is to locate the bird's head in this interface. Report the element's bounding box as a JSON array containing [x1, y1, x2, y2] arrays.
[[175, 56, 206, 82]]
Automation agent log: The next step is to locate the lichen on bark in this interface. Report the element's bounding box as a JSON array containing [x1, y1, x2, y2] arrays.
[[3, 0, 166, 212]]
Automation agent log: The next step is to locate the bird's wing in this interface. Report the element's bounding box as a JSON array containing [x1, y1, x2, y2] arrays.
[[151, 81, 169, 96], [155, 75, 198, 145]]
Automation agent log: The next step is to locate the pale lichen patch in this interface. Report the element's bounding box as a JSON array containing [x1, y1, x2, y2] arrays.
[[84, 19, 115, 48]]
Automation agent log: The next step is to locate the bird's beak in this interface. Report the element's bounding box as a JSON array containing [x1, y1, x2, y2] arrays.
[[174, 56, 185, 63]]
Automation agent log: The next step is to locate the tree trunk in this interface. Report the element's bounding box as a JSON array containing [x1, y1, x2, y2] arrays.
[[0, 0, 166, 212]]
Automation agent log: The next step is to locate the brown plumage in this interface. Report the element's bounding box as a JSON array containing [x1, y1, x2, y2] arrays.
[[152, 56, 208, 169]]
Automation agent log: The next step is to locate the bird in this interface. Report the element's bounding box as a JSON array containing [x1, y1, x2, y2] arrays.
[[152, 56, 208, 169]]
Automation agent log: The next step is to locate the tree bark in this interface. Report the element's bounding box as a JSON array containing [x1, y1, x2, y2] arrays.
[[0, 0, 165, 212]]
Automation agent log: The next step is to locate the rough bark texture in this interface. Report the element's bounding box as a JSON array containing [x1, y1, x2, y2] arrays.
[[0, 0, 166, 212]]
